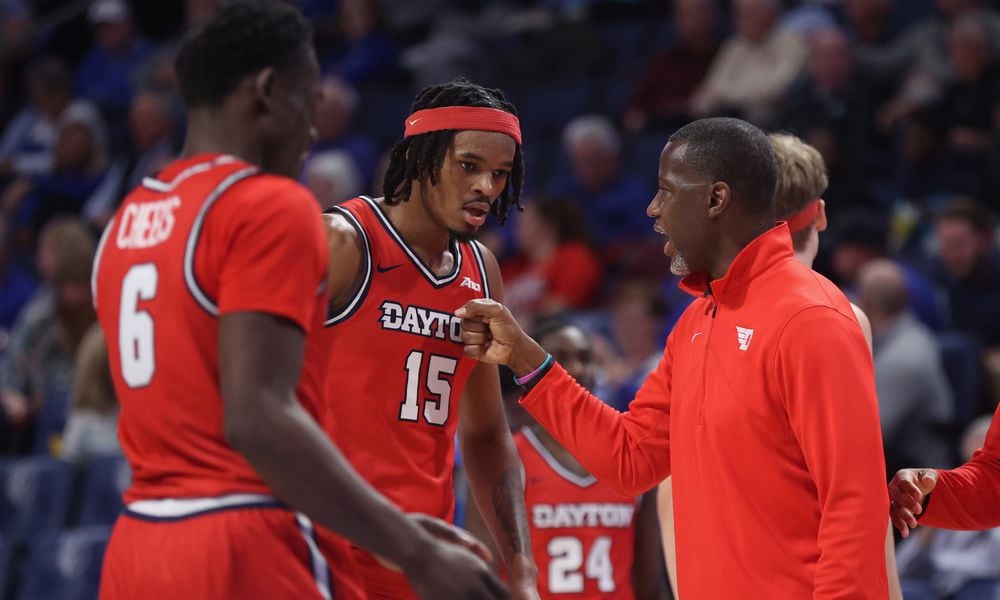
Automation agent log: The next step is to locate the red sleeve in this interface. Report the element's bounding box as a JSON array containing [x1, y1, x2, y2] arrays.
[[545, 243, 602, 309], [922, 404, 1000, 529], [213, 177, 328, 332], [773, 307, 889, 599], [519, 335, 673, 496]]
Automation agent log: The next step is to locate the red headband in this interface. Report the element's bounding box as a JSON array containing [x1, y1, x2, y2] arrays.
[[403, 107, 522, 145], [785, 199, 821, 234]]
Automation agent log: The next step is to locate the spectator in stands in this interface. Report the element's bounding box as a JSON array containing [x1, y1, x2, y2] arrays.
[[689, 0, 808, 125], [595, 281, 668, 411], [934, 13, 1000, 198], [73, 0, 155, 125], [926, 198, 1000, 347], [843, 0, 900, 45], [777, 27, 890, 209], [323, 0, 399, 86], [895, 415, 1000, 596], [862, 0, 1000, 131], [501, 196, 602, 325], [548, 115, 650, 247], [312, 77, 378, 188], [304, 150, 362, 210], [857, 258, 954, 476], [83, 89, 177, 228], [0, 217, 95, 454], [0, 57, 76, 178], [1, 102, 109, 246], [61, 324, 121, 464], [622, 0, 720, 132]]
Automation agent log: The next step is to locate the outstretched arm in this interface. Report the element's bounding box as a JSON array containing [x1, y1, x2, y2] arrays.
[[457, 298, 672, 496]]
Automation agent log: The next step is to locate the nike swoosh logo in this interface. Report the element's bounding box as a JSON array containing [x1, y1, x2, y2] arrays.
[[408, 118, 422, 126], [376, 264, 403, 273], [691, 332, 703, 343]]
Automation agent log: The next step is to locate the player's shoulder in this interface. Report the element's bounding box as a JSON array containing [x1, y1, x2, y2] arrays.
[[231, 172, 315, 207]]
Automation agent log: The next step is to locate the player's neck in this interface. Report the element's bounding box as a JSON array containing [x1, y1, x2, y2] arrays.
[[181, 111, 264, 168], [382, 193, 453, 269], [530, 424, 590, 478]]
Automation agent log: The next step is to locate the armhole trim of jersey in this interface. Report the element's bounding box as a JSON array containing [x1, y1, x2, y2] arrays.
[[183, 166, 260, 316], [324, 205, 372, 327], [522, 426, 598, 488], [469, 239, 492, 300], [91, 216, 115, 309]]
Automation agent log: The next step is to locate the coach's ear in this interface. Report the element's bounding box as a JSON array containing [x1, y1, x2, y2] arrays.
[[253, 67, 277, 110]]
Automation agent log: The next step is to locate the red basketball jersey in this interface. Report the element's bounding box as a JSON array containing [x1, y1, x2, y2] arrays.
[[94, 154, 330, 502], [317, 196, 490, 520], [517, 428, 639, 599]]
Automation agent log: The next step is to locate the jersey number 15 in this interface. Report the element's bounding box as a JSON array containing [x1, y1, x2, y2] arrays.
[[398, 350, 457, 426]]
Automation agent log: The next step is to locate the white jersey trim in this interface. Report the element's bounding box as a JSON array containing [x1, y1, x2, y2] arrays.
[[295, 513, 333, 600], [360, 195, 463, 287], [141, 155, 239, 192], [125, 492, 278, 518], [324, 203, 372, 326], [182, 166, 260, 316], [522, 427, 597, 488], [91, 216, 115, 309], [469, 239, 491, 300]]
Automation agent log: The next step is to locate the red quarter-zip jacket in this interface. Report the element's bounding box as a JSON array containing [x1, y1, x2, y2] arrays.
[[521, 225, 889, 598], [922, 403, 1000, 530]]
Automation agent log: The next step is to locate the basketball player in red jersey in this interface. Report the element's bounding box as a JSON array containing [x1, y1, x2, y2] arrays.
[[468, 319, 669, 599], [317, 78, 537, 599], [93, 3, 505, 599]]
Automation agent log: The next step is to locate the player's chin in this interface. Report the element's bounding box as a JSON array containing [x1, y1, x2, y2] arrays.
[[449, 221, 481, 241]]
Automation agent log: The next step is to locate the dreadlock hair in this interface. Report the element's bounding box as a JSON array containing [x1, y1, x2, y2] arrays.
[[381, 78, 525, 225]]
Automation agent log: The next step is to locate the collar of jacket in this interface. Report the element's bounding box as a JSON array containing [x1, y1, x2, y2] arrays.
[[678, 223, 796, 302]]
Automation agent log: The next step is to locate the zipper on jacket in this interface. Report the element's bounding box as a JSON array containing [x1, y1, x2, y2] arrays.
[[698, 284, 717, 426]]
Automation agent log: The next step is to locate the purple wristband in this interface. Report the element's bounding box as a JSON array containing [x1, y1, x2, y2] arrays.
[[514, 353, 554, 387]]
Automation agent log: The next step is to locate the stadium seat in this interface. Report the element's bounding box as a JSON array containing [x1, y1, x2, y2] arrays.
[[900, 580, 942, 600], [956, 579, 1000, 600], [0, 535, 10, 600], [77, 455, 131, 527], [16, 525, 111, 600], [0, 457, 74, 543]]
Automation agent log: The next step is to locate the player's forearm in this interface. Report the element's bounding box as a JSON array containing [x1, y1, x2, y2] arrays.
[[228, 397, 434, 571], [461, 433, 537, 587]]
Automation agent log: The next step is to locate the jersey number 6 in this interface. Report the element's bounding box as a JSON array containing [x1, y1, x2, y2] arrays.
[[119, 263, 158, 388]]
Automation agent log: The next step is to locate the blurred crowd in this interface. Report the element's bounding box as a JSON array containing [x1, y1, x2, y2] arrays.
[[1, 0, 1000, 597]]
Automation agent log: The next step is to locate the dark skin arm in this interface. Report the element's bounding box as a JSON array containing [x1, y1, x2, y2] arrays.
[[632, 490, 671, 600], [220, 260, 505, 598], [459, 244, 538, 599]]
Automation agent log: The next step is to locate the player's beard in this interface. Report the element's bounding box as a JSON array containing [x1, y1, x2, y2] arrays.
[[670, 250, 691, 277]]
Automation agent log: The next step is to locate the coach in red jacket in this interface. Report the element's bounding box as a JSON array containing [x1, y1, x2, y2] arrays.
[[457, 117, 890, 599]]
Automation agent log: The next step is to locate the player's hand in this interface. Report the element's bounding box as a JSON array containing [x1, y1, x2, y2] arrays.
[[888, 468, 939, 538], [403, 536, 509, 600], [456, 299, 532, 366], [410, 513, 494, 565]]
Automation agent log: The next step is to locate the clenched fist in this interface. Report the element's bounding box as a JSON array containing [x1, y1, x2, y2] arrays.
[[455, 299, 548, 376]]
